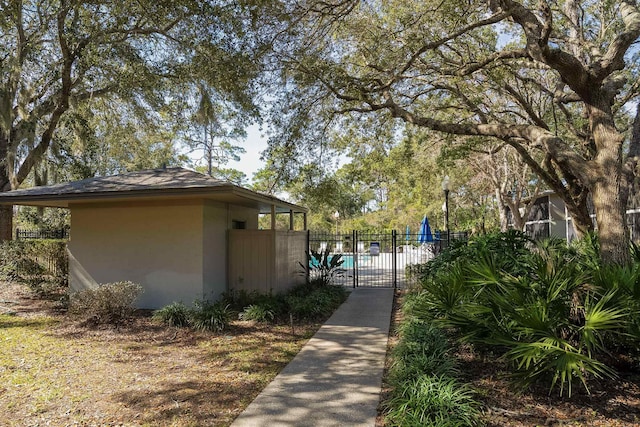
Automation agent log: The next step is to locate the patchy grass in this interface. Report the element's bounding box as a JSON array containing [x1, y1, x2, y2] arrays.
[[0, 283, 322, 426]]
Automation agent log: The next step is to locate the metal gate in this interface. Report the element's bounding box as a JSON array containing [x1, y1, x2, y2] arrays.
[[308, 230, 467, 288]]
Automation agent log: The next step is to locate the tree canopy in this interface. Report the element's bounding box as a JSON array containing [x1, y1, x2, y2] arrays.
[[260, 0, 640, 264], [0, 0, 264, 239]]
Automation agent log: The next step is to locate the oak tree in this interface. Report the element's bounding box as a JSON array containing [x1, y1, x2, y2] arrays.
[[265, 0, 640, 264]]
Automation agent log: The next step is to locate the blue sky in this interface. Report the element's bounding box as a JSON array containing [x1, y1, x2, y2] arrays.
[[226, 123, 267, 182]]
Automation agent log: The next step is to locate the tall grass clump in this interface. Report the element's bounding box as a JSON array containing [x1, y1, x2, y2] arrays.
[[384, 316, 481, 426], [389, 318, 456, 384], [189, 300, 231, 332], [385, 375, 481, 427], [409, 231, 639, 396], [153, 302, 191, 327], [152, 301, 231, 331]]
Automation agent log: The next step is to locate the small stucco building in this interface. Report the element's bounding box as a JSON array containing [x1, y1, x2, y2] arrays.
[[0, 168, 309, 309]]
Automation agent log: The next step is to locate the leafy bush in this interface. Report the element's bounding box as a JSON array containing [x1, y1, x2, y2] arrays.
[[190, 301, 231, 332], [239, 304, 275, 322], [286, 285, 348, 320], [153, 302, 191, 327], [385, 374, 481, 427], [0, 240, 68, 292], [385, 294, 481, 426], [68, 281, 143, 325], [410, 231, 636, 396], [221, 289, 264, 311]]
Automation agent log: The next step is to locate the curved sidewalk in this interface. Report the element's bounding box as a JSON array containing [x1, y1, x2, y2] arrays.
[[231, 287, 395, 427]]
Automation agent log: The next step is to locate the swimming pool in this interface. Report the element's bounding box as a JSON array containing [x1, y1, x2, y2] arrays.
[[310, 254, 370, 269]]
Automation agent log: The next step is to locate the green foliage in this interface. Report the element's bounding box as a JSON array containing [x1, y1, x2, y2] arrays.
[[389, 319, 456, 384], [286, 284, 349, 321], [384, 316, 480, 426], [303, 249, 346, 286], [189, 301, 232, 333], [223, 282, 349, 323], [222, 289, 287, 321], [0, 240, 68, 293], [152, 302, 191, 327], [15, 207, 70, 232], [68, 281, 143, 326], [384, 375, 481, 427], [410, 231, 637, 396], [239, 304, 276, 322]]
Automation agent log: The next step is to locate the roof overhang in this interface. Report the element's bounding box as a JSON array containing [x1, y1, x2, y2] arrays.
[[0, 169, 307, 215]]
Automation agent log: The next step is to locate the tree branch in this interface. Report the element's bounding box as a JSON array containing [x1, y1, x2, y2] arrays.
[[593, 2, 640, 81]]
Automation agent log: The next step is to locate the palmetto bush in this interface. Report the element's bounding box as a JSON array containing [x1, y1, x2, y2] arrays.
[[412, 232, 636, 396]]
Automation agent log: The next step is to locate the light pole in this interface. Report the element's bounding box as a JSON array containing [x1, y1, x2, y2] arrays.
[[442, 175, 450, 246], [333, 210, 340, 243]]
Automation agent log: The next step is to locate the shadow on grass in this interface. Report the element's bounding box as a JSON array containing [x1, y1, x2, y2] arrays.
[[112, 379, 264, 425], [0, 314, 57, 329]]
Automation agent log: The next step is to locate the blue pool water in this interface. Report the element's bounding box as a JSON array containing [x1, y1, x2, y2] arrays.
[[311, 254, 368, 269]]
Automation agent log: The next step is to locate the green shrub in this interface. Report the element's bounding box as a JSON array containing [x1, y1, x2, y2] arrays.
[[412, 232, 634, 396], [286, 285, 348, 320], [190, 301, 231, 332], [0, 240, 68, 292], [153, 302, 191, 327], [239, 304, 276, 322], [384, 374, 481, 427], [68, 281, 143, 325], [411, 230, 531, 286], [221, 289, 264, 311], [390, 319, 456, 384]]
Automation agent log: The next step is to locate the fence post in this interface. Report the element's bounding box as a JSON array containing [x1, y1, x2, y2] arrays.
[[353, 230, 358, 288], [392, 229, 397, 289]]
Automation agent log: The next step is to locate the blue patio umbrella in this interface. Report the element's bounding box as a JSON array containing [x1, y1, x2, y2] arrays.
[[418, 215, 434, 243], [405, 225, 410, 242]]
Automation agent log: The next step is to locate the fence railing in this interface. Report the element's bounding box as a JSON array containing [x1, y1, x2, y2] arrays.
[[308, 229, 468, 288], [16, 228, 69, 240]]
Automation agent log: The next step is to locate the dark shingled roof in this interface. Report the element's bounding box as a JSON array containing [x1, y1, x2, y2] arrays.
[[0, 167, 307, 213]]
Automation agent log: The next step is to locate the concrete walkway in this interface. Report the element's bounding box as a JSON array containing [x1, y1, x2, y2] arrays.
[[231, 287, 395, 427]]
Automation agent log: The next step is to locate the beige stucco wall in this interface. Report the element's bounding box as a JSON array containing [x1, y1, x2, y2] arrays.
[[67, 198, 303, 308], [68, 200, 206, 309]]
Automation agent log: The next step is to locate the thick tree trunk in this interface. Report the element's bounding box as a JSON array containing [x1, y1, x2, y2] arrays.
[[587, 97, 630, 265], [592, 178, 628, 265], [0, 205, 13, 241], [0, 131, 12, 242]]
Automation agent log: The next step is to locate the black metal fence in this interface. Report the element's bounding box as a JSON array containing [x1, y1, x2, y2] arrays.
[[16, 228, 69, 240], [309, 230, 468, 288]]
